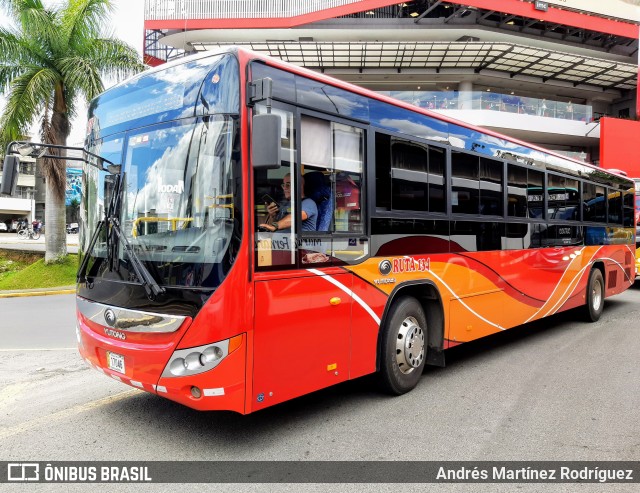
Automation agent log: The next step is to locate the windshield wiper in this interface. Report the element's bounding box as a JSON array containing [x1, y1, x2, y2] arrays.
[[77, 211, 165, 299], [77, 170, 165, 299], [109, 217, 165, 299]]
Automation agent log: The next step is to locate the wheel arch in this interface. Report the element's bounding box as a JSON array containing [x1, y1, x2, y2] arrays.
[[376, 280, 445, 372], [591, 260, 605, 284]]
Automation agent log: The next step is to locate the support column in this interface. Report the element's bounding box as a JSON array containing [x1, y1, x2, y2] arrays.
[[585, 98, 593, 122], [458, 81, 473, 109]]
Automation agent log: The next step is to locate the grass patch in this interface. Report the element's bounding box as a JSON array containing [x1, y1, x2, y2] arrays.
[[0, 252, 77, 290], [0, 251, 42, 283]]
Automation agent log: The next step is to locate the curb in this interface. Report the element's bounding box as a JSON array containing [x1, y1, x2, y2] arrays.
[[0, 287, 76, 299]]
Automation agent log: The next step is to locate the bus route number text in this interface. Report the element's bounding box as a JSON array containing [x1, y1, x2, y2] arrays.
[[393, 257, 430, 273]]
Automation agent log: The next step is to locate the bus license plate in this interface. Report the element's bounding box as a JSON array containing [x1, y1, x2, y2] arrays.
[[107, 351, 125, 374]]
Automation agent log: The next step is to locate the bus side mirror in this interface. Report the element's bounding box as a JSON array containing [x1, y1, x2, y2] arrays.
[[252, 113, 281, 170], [0, 155, 20, 196]]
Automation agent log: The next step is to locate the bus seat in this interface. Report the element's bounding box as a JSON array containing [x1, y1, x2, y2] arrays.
[[304, 171, 333, 232]]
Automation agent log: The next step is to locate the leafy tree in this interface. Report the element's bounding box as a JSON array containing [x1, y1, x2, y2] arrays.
[[0, 0, 144, 262], [67, 197, 80, 223]]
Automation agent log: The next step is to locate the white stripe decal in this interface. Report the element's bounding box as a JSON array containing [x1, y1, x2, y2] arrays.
[[413, 259, 506, 332], [598, 256, 634, 283], [524, 247, 633, 321], [306, 269, 381, 325], [523, 247, 593, 324], [544, 263, 590, 318], [546, 254, 633, 317]]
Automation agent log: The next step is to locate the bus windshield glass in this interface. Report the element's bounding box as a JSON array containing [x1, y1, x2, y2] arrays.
[[83, 115, 240, 289]]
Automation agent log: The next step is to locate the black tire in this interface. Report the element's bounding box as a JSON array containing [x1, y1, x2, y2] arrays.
[[585, 268, 604, 322], [378, 296, 427, 395], [31, 231, 40, 240]]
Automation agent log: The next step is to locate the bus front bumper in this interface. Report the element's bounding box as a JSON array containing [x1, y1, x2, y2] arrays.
[[76, 312, 247, 414]]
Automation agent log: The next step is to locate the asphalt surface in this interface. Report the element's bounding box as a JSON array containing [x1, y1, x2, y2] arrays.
[[0, 232, 79, 254], [0, 285, 639, 492], [0, 293, 77, 348]]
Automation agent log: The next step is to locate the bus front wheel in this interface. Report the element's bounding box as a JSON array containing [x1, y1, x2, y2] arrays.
[[585, 268, 604, 322], [378, 296, 427, 395]]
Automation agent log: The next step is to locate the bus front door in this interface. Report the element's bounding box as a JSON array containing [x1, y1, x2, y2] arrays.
[[252, 269, 352, 411]]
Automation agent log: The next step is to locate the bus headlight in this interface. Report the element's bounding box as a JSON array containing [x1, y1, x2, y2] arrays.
[[161, 335, 243, 378]]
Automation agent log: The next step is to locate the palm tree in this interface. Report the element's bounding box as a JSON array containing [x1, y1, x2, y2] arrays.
[[0, 0, 144, 262], [67, 197, 80, 223]]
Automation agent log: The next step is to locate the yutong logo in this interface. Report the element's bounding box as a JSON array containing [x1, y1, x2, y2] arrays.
[[103, 309, 125, 340], [375, 259, 396, 285], [378, 260, 392, 276], [103, 309, 117, 327], [104, 328, 126, 340]]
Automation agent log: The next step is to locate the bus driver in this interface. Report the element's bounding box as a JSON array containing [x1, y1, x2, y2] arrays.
[[259, 174, 318, 232]]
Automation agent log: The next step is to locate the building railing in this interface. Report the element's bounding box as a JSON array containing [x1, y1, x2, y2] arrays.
[[145, 0, 365, 19], [379, 90, 593, 122]]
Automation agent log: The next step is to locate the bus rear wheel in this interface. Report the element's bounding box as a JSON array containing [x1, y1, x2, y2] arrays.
[[379, 296, 427, 395], [585, 268, 604, 322]]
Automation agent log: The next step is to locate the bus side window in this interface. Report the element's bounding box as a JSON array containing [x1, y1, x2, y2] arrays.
[[301, 117, 364, 234], [527, 168, 544, 219], [507, 164, 527, 218], [451, 151, 479, 215], [479, 157, 503, 216], [333, 123, 364, 234], [300, 116, 366, 264], [623, 189, 634, 227]]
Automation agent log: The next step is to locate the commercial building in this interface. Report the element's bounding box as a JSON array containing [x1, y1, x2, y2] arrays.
[[0, 148, 82, 231], [0, 154, 36, 231], [143, 0, 640, 173]]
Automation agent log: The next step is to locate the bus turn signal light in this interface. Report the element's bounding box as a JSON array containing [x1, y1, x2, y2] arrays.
[[228, 334, 243, 354]]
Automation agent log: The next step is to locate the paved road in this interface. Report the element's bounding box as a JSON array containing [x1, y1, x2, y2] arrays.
[[0, 233, 78, 254], [0, 293, 76, 348], [0, 286, 639, 493]]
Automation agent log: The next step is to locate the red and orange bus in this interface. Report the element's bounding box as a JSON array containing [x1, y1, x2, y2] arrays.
[[76, 47, 636, 414]]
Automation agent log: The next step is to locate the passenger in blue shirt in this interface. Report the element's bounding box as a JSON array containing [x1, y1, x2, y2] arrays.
[[260, 174, 318, 232]]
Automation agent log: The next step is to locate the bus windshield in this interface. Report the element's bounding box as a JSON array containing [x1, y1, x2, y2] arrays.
[[82, 115, 241, 289]]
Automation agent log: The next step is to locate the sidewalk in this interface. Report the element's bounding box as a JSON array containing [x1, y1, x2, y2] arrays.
[[0, 233, 79, 253], [0, 285, 76, 298]]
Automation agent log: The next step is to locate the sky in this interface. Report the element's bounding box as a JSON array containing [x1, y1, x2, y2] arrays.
[[0, 0, 146, 145]]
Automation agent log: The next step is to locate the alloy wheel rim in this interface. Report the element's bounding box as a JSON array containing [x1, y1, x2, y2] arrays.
[[395, 316, 425, 375], [592, 278, 603, 312]]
